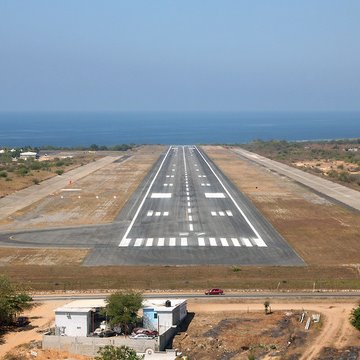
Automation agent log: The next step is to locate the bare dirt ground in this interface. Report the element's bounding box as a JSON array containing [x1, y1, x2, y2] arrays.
[[174, 301, 360, 360], [294, 159, 360, 176], [0, 248, 88, 266], [1, 299, 358, 360], [0, 152, 102, 199], [202, 146, 360, 267], [0, 146, 164, 231]]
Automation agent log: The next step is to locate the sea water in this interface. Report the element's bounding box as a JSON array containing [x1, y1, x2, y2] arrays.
[[0, 111, 359, 147]]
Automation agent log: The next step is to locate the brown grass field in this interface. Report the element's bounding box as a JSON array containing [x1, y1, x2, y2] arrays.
[[0, 145, 360, 291]]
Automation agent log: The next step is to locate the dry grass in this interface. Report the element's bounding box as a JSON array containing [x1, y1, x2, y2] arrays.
[[0, 153, 101, 198], [2, 264, 360, 291], [1, 145, 360, 291], [0, 248, 89, 266], [173, 310, 317, 359], [0, 146, 165, 230], [203, 146, 360, 266]]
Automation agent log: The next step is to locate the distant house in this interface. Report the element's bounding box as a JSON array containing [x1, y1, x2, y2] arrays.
[[20, 151, 38, 160], [53, 298, 187, 338], [0, 149, 5, 154], [47, 297, 188, 355], [54, 299, 106, 337], [142, 299, 187, 335]]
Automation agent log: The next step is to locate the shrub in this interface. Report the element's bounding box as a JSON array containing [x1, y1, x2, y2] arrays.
[[0, 170, 7, 178], [55, 169, 64, 175], [32, 178, 40, 185], [350, 305, 360, 331], [16, 167, 29, 176]]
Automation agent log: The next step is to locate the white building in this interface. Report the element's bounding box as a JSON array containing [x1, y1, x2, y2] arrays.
[[54, 298, 187, 338], [20, 151, 38, 160], [142, 299, 187, 335], [54, 299, 106, 337]]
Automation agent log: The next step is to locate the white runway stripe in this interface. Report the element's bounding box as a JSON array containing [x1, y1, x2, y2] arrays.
[[163, 212, 169, 216], [241, 238, 253, 247], [120, 237, 266, 248], [226, 210, 233, 216], [189, 223, 194, 231], [251, 238, 267, 247], [211, 211, 217, 216], [209, 237, 217, 246], [220, 238, 229, 246], [134, 238, 143, 247], [155, 212, 161, 216], [188, 215, 193, 221], [119, 238, 131, 247], [219, 211, 225, 216], [147, 210, 153, 216]]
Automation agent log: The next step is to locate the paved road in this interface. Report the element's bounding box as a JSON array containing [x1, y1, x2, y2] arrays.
[[32, 291, 360, 302], [233, 147, 360, 212], [0, 155, 123, 220], [0, 146, 304, 266]]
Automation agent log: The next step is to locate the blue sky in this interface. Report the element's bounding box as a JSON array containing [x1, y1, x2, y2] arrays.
[[0, 1, 359, 111]]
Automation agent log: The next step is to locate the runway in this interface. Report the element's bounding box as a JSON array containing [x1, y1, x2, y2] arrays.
[[0, 145, 304, 266], [120, 146, 269, 247]]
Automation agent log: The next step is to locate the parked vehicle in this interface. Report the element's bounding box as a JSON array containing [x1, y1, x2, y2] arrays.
[[143, 330, 158, 336], [205, 288, 224, 295], [132, 327, 158, 336], [99, 329, 116, 337], [15, 316, 30, 327], [130, 333, 155, 340]]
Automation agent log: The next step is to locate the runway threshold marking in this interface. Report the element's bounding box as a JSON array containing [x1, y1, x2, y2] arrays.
[[195, 146, 265, 246], [119, 146, 172, 246]]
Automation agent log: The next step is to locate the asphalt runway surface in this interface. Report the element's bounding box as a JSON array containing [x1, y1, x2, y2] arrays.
[[0, 146, 304, 266]]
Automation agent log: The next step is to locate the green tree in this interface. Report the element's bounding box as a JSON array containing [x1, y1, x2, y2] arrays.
[[96, 345, 144, 360], [0, 275, 33, 325], [90, 144, 99, 151], [350, 304, 360, 331], [103, 291, 143, 334]]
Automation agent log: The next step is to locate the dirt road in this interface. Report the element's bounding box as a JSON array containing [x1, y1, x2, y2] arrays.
[[1, 299, 357, 359], [187, 301, 359, 359]]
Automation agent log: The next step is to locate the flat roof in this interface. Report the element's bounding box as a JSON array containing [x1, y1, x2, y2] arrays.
[[143, 298, 187, 312], [55, 299, 106, 312], [55, 307, 94, 313], [55, 298, 187, 313]]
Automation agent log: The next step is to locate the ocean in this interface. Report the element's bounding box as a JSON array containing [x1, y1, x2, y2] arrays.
[[0, 111, 359, 147]]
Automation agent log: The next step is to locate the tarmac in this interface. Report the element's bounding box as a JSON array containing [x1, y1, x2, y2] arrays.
[[0, 145, 304, 266]]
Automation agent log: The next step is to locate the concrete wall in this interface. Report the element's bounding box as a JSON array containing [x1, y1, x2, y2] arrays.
[[158, 326, 178, 351], [42, 335, 158, 357]]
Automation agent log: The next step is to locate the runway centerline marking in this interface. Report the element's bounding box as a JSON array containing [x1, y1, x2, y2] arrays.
[[119, 146, 172, 246]]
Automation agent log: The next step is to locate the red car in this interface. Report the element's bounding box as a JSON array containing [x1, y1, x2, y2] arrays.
[[205, 288, 224, 295]]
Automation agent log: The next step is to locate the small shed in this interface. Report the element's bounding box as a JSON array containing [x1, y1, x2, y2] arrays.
[[54, 299, 106, 337], [142, 299, 187, 335]]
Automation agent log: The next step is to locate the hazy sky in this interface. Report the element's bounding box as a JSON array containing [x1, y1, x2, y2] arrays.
[[0, 1, 359, 111]]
